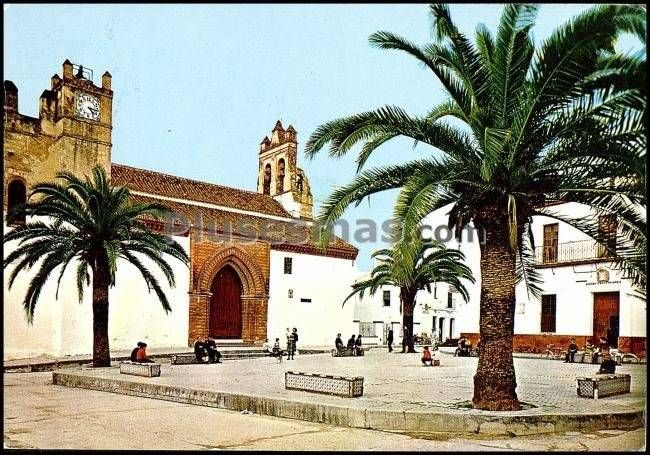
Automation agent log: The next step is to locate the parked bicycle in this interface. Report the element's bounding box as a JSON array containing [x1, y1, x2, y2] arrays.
[[541, 344, 563, 360]]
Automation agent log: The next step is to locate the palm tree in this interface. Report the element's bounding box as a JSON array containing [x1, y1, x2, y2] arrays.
[[3, 166, 189, 367], [306, 4, 646, 410], [343, 236, 475, 353]]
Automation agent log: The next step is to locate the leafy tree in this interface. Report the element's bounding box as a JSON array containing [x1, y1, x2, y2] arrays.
[[306, 4, 646, 410], [4, 166, 189, 367], [343, 236, 475, 352]]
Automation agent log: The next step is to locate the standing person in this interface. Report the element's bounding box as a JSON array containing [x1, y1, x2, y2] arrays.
[[355, 334, 363, 356], [387, 328, 394, 353], [401, 327, 409, 353], [286, 328, 295, 360], [292, 328, 299, 356], [205, 336, 222, 363], [135, 342, 154, 363], [564, 338, 579, 363]]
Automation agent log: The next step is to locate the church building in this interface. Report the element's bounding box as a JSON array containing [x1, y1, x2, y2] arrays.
[[3, 61, 359, 359]]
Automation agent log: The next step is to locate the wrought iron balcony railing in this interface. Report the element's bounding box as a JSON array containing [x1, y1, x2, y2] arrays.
[[534, 239, 616, 265]]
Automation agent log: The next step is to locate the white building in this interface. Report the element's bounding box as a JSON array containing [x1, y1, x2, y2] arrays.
[[424, 203, 646, 354], [3, 62, 359, 360]]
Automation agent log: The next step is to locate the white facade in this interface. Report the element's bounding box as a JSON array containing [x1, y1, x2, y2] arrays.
[[3, 217, 191, 360], [3, 215, 360, 360], [352, 281, 465, 346], [266, 250, 359, 348], [422, 202, 646, 350]]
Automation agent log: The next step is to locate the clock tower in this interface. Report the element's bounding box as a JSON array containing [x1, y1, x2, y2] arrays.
[[4, 59, 114, 210]]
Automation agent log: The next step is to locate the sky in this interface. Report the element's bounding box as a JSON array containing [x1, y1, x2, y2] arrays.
[[4, 4, 642, 271]]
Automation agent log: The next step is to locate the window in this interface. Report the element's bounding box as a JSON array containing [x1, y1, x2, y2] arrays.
[[383, 290, 390, 306], [359, 322, 375, 337], [284, 257, 292, 274], [300, 298, 311, 303], [263, 163, 271, 195], [447, 291, 454, 309], [541, 294, 556, 333], [276, 158, 285, 193], [433, 282, 437, 299], [543, 224, 559, 263], [7, 179, 27, 225]]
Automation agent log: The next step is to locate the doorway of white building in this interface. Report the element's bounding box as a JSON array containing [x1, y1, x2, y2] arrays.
[[592, 292, 620, 348]]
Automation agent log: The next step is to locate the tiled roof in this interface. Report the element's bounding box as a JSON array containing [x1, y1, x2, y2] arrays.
[[111, 163, 290, 218], [130, 194, 358, 260]]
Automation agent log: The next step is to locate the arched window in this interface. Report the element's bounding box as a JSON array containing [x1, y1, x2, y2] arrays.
[[263, 164, 271, 195], [296, 174, 303, 193], [276, 159, 285, 193], [7, 179, 27, 225]]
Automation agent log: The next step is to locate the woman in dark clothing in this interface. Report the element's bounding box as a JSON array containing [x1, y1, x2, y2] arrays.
[[194, 339, 207, 363], [354, 334, 363, 356]]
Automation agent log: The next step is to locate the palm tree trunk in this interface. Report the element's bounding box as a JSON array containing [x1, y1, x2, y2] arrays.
[[472, 215, 521, 411], [92, 250, 111, 367], [400, 288, 417, 353]]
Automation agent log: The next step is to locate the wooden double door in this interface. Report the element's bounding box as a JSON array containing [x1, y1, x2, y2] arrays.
[[592, 292, 619, 348], [209, 266, 243, 339]]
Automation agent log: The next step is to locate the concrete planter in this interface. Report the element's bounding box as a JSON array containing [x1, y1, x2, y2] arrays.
[[119, 361, 161, 377], [576, 374, 631, 399], [285, 371, 364, 397]]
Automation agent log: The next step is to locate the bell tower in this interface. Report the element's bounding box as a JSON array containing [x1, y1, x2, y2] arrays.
[[257, 121, 313, 220], [4, 59, 114, 206]]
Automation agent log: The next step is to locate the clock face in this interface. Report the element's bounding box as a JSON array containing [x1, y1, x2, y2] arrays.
[[75, 93, 100, 121]]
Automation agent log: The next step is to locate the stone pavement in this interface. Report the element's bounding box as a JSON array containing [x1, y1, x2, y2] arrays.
[[49, 349, 646, 435], [4, 372, 646, 450]]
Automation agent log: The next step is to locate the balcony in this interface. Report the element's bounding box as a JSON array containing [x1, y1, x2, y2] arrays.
[[534, 239, 616, 266]]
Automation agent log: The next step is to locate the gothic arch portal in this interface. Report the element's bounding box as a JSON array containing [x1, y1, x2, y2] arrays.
[[189, 246, 268, 344]]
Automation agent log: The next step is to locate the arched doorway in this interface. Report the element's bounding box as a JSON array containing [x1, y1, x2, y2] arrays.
[[209, 265, 243, 338]]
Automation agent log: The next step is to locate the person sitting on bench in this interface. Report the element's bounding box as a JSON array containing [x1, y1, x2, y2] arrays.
[[421, 346, 433, 366], [262, 338, 272, 356], [131, 341, 144, 362], [456, 337, 471, 357], [347, 335, 356, 354], [205, 336, 222, 363], [598, 352, 617, 374], [135, 342, 154, 363], [194, 338, 208, 363], [271, 338, 283, 359], [564, 338, 579, 363], [354, 334, 363, 356], [335, 333, 345, 354]]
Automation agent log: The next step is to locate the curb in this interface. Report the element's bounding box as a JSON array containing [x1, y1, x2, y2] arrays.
[[5, 349, 328, 373], [51, 370, 644, 435]]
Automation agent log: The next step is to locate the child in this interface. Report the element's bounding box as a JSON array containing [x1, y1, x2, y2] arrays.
[[421, 346, 433, 366]]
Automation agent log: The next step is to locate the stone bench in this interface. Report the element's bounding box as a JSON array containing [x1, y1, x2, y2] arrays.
[[576, 373, 631, 399], [331, 348, 364, 357], [119, 361, 161, 377], [285, 371, 364, 397], [170, 354, 204, 365]]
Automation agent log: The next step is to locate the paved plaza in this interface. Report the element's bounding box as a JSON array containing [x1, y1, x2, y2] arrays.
[[3, 371, 644, 450], [46, 349, 645, 435]]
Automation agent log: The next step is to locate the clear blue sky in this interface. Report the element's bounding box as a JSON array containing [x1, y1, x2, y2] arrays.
[[4, 4, 641, 271]]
